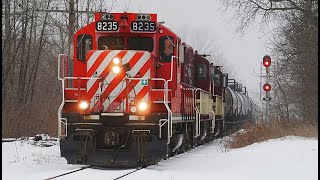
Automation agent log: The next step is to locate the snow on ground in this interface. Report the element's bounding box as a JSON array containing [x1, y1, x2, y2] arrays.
[[2, 136, 318, 180], [2, 138, 85, 180]]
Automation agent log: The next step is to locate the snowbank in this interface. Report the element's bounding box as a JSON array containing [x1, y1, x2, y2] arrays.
[[2, 136, 318, 180], [2, 137, 85, 180]]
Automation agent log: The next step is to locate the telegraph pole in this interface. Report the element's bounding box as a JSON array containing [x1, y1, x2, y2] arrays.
[[68, 0, 75, 59], [67, 0, 75, 85]]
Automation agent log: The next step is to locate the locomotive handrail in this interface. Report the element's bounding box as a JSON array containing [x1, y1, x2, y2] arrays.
[[62, 77, 101, 80], [164, 81, 173, 141], [168, 56, 178, 83], [166, 55, 178, 141], [58, 54, 103, 139], [58, 54, 67, 138], [213, 94, 224, 116], [181, 83, 196, 122], [57, 76, 102, 138], [159, 119, 168, 139], [57, 76, 102, 139], [194, 102, 200, 138], [194, 88, 212, 138], [126, 77, 173, 145], [194, 88, 201, 138], [58, 54, 66, 81], [59, 118, 68, 138]]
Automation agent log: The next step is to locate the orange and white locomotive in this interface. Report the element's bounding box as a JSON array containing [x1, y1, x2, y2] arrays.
[[58, 12, 252, 167]]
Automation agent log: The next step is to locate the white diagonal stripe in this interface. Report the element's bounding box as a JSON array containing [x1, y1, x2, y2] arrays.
[[87, 50, 103, 71], [88, 51, 135, 111], [126, 52, 150, 77], [103, 80, 126, 111], [101, 51, 136, 93], [89, 87, 101, 111], [121, 50, 136, 64], [141, 91, 149, 102], [100, 51, 150, 105], [103, 70, 150, 111], [87, 50, 121, 92]]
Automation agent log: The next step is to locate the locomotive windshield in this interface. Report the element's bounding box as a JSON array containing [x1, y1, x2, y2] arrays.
[[98, 36, 153, 52], [98, 36, 125, 50]]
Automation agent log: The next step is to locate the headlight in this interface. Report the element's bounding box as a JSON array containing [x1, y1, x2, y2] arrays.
[[79, 101, 89, 110], [138, 102, 148, 111], [113, 58, 120, 65], [112, 66, 121, 74]]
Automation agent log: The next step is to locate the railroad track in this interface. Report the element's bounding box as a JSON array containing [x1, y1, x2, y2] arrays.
[[113, 167, 144, 180], [2, 139, 17, 142], [44, 166, 145, 180], [44, 166, 92, 180]]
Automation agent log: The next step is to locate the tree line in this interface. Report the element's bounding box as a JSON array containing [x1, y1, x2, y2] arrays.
[[2, 0, 116, 137], [3, 0, 316, 138], [221, 0, 318, 125]]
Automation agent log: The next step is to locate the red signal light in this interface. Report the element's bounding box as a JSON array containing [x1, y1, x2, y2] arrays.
[[263, 55, 271, 68], [263, 83, 271, 92]]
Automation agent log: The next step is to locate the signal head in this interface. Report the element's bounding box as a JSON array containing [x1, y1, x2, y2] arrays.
[[263, 55, 271, 68], [263, 83, 271, 92]]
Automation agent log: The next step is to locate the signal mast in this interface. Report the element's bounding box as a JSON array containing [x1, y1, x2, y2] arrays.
[[260, 55, 272, 122]]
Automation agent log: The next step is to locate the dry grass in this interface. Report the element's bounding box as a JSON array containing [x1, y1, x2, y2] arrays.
[[226, 120, 318, 149]]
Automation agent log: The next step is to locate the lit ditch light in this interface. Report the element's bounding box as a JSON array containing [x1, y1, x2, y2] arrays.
[[138, 101, 148, 111], [79, 101, 89, 110]]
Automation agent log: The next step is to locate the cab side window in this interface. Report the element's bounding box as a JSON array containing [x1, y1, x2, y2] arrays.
[[214, 74, 221, 86], [197, 63, 208, 79], [77, 34, 92, 61], [159, 36, 174, 62]]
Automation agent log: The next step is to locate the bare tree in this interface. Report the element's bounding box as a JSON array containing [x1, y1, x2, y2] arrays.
[[2, 0, 117, 137], [220, 0, 318, 124], [174, 24, 238, 78]]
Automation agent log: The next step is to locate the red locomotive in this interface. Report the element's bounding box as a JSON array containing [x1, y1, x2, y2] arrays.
[[58, 12, 252, 167]]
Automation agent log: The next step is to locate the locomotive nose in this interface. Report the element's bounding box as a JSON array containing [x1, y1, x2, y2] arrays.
[[85, 50, 152, 113]]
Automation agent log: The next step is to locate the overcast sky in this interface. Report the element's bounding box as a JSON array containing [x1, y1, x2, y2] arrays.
[[111, 0, 272, 104]]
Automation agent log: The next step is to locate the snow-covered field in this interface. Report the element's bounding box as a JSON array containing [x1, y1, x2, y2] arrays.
[[2, 136, 318, 180]]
